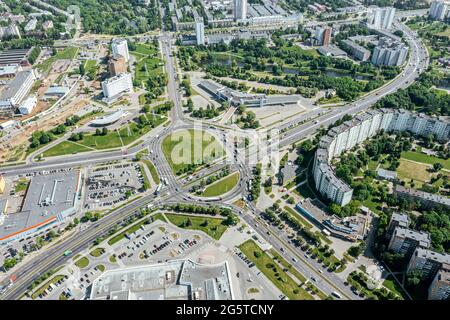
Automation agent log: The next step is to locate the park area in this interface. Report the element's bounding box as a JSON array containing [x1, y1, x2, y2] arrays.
[[162, 129, 224, 175], [37, 47, 79, 73], [130, 43, 164, 87], [200, 172, 240, 197]]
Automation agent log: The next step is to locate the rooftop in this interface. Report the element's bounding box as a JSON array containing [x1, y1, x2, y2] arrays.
[[0, 70, 34, 101], [90, 260, 233, 300], [393, 226, 431, 248], [0, 170, 81, 242]]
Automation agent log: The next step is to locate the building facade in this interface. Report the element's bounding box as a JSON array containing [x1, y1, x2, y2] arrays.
[[371, 38, 409, 67], [101, 72, 133, 99], [407, 247, 450, 280], [428, 268, 450, 300], [108, 55, 127, 77], [112, 39, 130, 62], [313, 108, 450, 206], [0, 69, 36, 112], [234, 0, 248, 21], [429, 1, 449, 21], [367, 7, 396, 29], [195, 21, 205, 46], [315, 26, 332, 46], [341, 39, 371, 61]]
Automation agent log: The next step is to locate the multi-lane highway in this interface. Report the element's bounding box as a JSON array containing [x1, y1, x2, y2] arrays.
[[0, 15, 429, 300]]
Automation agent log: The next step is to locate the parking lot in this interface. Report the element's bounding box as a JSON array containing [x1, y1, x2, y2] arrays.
[[85, 162, 145, 210], [113, 222, 208, 265]]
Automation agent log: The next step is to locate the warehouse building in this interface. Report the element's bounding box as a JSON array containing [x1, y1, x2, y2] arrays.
[[0, 69, 36, 112], [0, 170, 82, 244]]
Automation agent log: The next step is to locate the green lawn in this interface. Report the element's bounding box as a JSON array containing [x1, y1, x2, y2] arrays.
[[239, 240, 313, 300], [285, 206, 313, 229], [162, 129, 224, 175], [107, 218, 149, 246], [165, 213, 228, 240], [42, 141, 92, 157], [15, 178, 29, 192], [401, 151, 450, 170], [37, 47, 79, 72], [142, 160, 160, 185], [383, 275, 408, 299], [89, 248, 105, 258], [74, 257, 89, 269], [131, 43, 164, 85], [31, 275, 65, 300], [84, 59, 99, 79], [44, 114, 166, 155], [153, 212, 168, 223], [201, 172, 240, 197], [139, 163, 151, 190]]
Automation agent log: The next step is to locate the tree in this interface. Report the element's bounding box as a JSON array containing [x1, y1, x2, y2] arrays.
[[433, 163, 443, 172], [79, 63, 85, 75], [102, 127, 108, 136], [406, 270, 424, 286]]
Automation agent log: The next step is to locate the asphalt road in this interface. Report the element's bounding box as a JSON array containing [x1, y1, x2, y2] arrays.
[[0, 17, 429, 300]]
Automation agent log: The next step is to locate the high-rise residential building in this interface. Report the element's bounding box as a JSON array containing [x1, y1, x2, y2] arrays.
[[429, 1, 449, 21], [407, 248, 450, 280], [101, 72, 133, 99], [315, 26, 332, 46], [367, 7, 396, 30], [108, 55, 127, 77], [386, 212, 409, 239], [234, 0, 248, 21], [195, 21, 205, 46], [428, 268, 450, 300], [312, 108, 450, 206], [112, 39, 130, 62], [388, 227, 431, 259], [371, 38, 408, 67]]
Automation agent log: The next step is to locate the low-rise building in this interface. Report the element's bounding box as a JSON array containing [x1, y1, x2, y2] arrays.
[[18, 95, 37, 115], [394, 185, 450, 209], [317, 45, 348, 58], [90, 260, 234, 300], [0, 69, 36, 112], [44, 86, 70, 99], [341, 39, 371, 61], [42, 20, 54, 30]]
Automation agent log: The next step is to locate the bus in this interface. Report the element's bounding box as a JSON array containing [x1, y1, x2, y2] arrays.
[[63, 250, 72, 257], [154, 184, 162, 195]]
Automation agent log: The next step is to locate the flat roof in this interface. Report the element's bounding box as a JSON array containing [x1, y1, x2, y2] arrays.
[[0, 70, 34, 101], [45, 86, 69, 95], [90, 260, 233, 300], [0, 170, 81, 241]]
